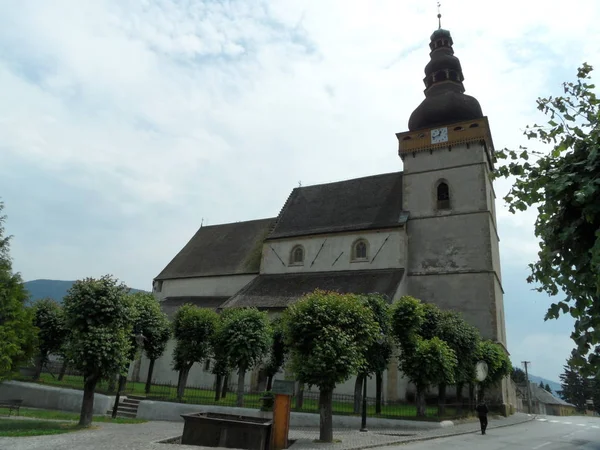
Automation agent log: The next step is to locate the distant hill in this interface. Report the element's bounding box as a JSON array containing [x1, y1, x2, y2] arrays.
[[24, 279, 147, 304], [527, 374, 562, 396]]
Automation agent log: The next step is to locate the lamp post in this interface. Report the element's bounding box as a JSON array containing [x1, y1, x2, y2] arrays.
[[112, 333, 146, 419]]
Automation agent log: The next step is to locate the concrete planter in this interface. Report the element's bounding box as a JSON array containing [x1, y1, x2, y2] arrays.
[[181, 412, 272, 449]]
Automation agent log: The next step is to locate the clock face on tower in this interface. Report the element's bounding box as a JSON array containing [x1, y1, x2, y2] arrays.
[[431, 127, 449, 144]]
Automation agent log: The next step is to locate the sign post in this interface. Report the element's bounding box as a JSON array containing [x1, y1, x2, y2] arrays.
[[271, 380, 295, 450]]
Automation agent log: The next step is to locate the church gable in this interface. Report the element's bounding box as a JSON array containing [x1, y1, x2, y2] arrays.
[[155, 217, 276, 280], [267, 171, 405, 240]]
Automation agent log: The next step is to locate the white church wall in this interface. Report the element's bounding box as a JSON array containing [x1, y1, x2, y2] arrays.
[[154, 274, 256, 301], [260, 228, 407, 274]]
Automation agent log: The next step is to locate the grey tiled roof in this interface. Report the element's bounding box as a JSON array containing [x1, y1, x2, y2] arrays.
[[267, 171, 405, 240], [155, 217, 276, 280], [160, 296, 229, 318], [220, 268, 404, 309]]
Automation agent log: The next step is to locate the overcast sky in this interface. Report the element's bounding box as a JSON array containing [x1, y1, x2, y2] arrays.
[[1, 0, 598, 382]]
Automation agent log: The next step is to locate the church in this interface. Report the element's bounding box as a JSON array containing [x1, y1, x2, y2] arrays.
[[142, 23, 509, 405]]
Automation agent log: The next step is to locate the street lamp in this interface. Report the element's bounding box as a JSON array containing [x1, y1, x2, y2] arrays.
[[112, 333, 146, 419]]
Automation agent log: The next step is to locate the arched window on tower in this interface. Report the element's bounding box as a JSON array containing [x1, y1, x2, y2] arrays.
[[437, 181, 450, 210], [290, 245, 304, 265], [352, 239, 369, 261]]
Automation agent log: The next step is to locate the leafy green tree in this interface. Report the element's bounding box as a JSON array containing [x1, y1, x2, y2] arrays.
[[215, 307, 272, 407], [511, 367, 527, 384], [559, 362, 590, 412], [435, 311, 480, 415], [477, 340, 512, 398], [283, 290, 379, 442], [172, 304, 218, 400], [263, 317, 287, 392], [33, 298, 66, 380], [353, 294, 393, 415], [0, 200, 37, 381], [544, 383, 552, 393], [390, 297, 457, 417], [63, 275, 133, 426], [210, 317, 232, 401], [127, 292, 171, 394], [493, 63, 600, 373]]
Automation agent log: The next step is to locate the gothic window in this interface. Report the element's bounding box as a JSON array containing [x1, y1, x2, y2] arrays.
[[352, 239, 369, 261], [290, 245, 304, 265], [437, 181, 450, 210]]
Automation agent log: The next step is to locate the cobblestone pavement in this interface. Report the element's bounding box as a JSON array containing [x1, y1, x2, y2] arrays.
[[0, 413, 534, 450]]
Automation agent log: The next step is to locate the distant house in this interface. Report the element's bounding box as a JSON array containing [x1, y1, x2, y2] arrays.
[[519, 382, 576, 416]]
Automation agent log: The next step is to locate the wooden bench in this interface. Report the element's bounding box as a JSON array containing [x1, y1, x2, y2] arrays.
[[0, 399, 23, 416]]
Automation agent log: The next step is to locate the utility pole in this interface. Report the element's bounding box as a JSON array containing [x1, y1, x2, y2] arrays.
[[522, 361, 533, 414]]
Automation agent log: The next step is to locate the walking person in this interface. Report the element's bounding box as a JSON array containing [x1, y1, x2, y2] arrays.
[[476, 398, 489, 435]]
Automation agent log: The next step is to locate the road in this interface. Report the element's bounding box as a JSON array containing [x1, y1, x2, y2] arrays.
[[384, 414, 600, 450]]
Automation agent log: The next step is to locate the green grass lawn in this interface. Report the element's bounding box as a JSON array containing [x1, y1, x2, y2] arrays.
[[0, 407, 146, 424], [0, 419, 81, 437]]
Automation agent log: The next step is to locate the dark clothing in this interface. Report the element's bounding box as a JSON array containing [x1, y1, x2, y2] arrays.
[[476, 403, 488, 434], [478, 415, 488, 434]]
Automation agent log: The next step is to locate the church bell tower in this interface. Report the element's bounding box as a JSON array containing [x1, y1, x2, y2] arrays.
[[397, 23, 507, 350]]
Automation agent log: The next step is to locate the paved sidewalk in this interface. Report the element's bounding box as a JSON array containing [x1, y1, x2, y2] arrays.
[[0, 413, 534, 450]]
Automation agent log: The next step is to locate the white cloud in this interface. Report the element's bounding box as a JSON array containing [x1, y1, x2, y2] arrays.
[[1, 0, 599, 294]]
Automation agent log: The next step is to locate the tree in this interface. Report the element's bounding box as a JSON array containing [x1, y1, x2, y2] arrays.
[[283, 290, 379, 442], [127, 292, 171, 394], [215, 307, 272, 407], [0, 200, 37, 381], [477, 340, 512, 399], [33, 298, 66, 380], [390, 297, 457, 417], [63, 275, 133, 426], [263, 317, 287, 392], [493, 63, 600, 373], [171, 304, 218, 400], [544, 383, 552, 393], [539, 381, 545, 389], [210, 317, 232, 401], [511, 367, 527, 384], [559, 363, 590, 412], [354, 294, 393, 415], [435, 311, 480, 415]]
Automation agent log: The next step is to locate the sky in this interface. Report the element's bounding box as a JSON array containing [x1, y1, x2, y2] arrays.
[[1, 0, 599, 382]]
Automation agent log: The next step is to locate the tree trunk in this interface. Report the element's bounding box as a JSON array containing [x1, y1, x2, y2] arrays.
[[79, 374, 99, 427], [319, 388, 334, 442], [177, 367, 190, 400], [296, 383, 305, 409], [221, 373, 229, 399], [376, 371, 383, 414], [266, 375, 273, 391], [456, 382, 464, 414], [34, 354, 45, 381], [58, 360, 68, 381], [353, 373, 364, 414], [438, 383, 446, 417], [236, 368, 246, 407], [416, 386, 426, 417], [145, 359, 155, 395], [214, 373, 222, 401]]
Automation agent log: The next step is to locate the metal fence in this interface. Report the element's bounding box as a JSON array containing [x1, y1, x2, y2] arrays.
[[32, 362, 491, 420]]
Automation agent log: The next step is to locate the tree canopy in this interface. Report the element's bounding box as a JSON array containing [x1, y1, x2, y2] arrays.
[[63, 275, 133, 426], [477, 340, 512, 392], [0, 200, 37, 380], [216, 307, 272, 407], [33, 298, 66, 379], [493, 63, 600, 373]]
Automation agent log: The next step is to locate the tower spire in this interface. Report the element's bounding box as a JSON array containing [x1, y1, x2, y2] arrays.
[[437, 2, 442, 29]]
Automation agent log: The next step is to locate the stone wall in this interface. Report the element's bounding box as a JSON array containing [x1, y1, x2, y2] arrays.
[[0, 380, 116, 414]]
